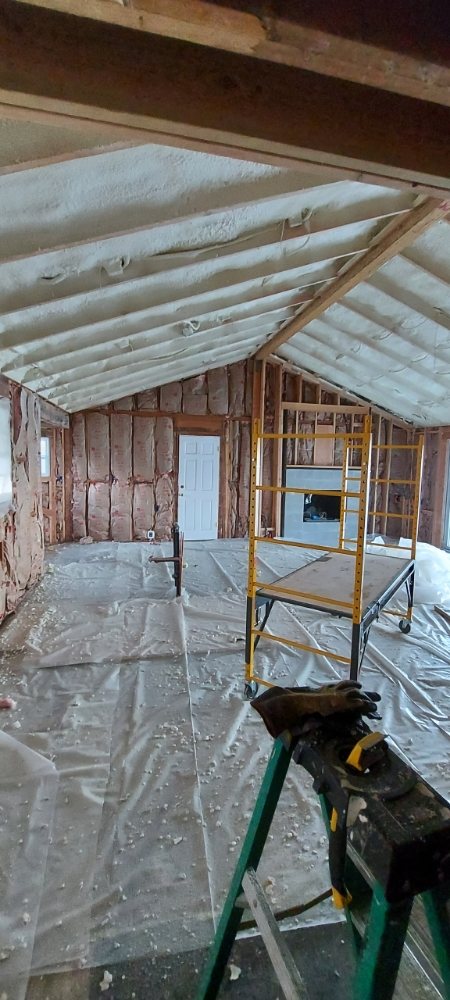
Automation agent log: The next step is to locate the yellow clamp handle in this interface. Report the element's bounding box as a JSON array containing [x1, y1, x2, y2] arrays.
[[346, 731, 385, 772]]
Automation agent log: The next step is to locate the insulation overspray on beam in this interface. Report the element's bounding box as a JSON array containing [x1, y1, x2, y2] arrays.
[[0, 384, 44, 625]]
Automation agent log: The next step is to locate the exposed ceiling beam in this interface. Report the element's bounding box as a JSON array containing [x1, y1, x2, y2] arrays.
[[14, 0, 450, 109], [39, 396, 70, 428], [256, 197, 450, 359], [1, 2, 450, 195]]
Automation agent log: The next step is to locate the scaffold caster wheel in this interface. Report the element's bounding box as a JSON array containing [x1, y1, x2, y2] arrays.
[[399, 619, 411, 634], [244, 681, 259, 700]]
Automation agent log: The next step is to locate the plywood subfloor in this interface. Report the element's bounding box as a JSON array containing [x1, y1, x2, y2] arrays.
[[258, 551, 412, 615]]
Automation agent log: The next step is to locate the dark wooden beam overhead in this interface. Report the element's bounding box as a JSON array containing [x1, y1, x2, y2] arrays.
[[14, 0, 450, 109], [39, 396, 70, 428], [1, 1, 449, 195]]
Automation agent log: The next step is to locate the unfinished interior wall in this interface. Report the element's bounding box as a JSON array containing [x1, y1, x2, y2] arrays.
[[260, 366, 419, 541], [68, 356, 448, 547], [420, 427, 450, 546], [69, 361, 253, 542], [41, 426, 65, 546], [0, 380, 44, 626]]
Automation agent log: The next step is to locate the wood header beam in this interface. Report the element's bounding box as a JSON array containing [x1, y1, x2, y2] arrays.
[[1, 3, 450, 195], [0, 371, 68, 424], [256, 197, 450, 360], [39, 396, 70, 428], [14, 0, 450, 109]]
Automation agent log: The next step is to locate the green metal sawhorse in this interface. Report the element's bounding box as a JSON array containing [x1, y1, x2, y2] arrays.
[[195, 735, 450, 1000]]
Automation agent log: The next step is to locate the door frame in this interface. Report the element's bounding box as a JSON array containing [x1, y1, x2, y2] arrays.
[[177, 431, 221, 540], [174, 418, 228, 538]]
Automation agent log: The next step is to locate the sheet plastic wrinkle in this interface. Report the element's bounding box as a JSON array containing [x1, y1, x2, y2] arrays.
[[0, 732, 58, 1000], [0, 538, 449, 990]]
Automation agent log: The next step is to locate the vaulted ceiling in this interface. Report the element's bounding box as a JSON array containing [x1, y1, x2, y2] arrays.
[[0, 140, 449, 425]]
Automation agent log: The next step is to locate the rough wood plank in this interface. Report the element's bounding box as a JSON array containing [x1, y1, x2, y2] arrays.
[[39, 395, 69, 428], [2, 1, 450, 196], [16, 0, 450, 110]]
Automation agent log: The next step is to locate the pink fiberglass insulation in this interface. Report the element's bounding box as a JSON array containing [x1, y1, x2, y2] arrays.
[[111, 482, 133, 541], [229, 361, 246, 416], [136, 388, 159, 410], [207, 367, 228, 415], [155, 418, 174, 476], [182, 375, 208, 415], [110, 413, 132, 481], [86, 413, 110, 482], [160, 382, 182, 412], [112, 395, 134, 411], [133, 418, 155, 482], [155, 475, 174, 540], [133, 483, 155, 540], [88, 483, 111, 540]]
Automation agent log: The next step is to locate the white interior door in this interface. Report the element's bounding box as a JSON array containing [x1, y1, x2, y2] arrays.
[[178, 435, 220, 540]]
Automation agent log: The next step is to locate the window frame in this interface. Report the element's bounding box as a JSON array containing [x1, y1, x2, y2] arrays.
[[0, 396, 13, 515]]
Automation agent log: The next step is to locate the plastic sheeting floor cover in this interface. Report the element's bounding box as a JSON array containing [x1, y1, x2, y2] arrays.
[[0, 540, 449, 998]]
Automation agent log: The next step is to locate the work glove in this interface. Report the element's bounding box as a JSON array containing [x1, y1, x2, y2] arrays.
[[251, 681, 381, 739]]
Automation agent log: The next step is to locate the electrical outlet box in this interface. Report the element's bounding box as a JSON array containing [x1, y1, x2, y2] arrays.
[[147, 530, 155, 541]]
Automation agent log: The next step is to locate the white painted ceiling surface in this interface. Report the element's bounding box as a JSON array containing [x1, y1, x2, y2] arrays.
[[0, 141, 448, 425]]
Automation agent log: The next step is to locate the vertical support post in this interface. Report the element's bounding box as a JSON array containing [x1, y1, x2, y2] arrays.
[[352, 416, 372, 628], [380, 421, 393, 536], [252, 359, 265, 539], [370, 413, 381, 536], [410, 434, 424, 561], [195, 737, 293, 1000], [63, 424, 73, 541], [47, 427, 57, 545], [272, 364, 283, 536], [339, 438, 350, 552], [246, 417, 261, 686]]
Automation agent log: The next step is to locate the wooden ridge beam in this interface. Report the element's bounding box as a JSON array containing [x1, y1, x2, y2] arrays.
[[256, 197, 450, 360], [13, 0, 450, 109], [1, 2, 450, 195]]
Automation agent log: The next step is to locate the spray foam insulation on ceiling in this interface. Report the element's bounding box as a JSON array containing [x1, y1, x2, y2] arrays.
[[2, 142, 449, 424]]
